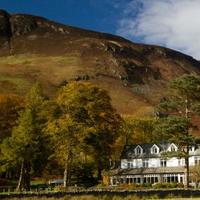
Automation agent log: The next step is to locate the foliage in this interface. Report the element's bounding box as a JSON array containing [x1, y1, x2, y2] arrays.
[[46, 81, 122, 186], [0, 83, 50, 191], [121, 116, 157, 145], [0, 94, 23, 142], [156, 74, 200, 187], [156, 74, 200, 146], [152, 182, 183, 189], [190, 165, 200, 186]]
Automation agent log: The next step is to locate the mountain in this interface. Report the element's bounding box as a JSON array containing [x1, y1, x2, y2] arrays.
[[0, 10, 200, 117]]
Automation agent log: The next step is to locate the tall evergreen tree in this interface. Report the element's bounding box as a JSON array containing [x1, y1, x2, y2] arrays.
[[156, 74, 200, 188]]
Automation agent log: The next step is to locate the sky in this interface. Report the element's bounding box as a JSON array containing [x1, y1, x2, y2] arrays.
[[1, 0, 200, 59]]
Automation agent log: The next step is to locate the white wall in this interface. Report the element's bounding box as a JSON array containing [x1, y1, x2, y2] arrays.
[[121, 156, 200, 169], [121, 159, 127, 169], [121, 159, 143, 169], [148, 158, 160, 168], [166, 157, 179, 167]]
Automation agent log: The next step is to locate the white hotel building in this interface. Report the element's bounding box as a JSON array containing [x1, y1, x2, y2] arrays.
[[110, 142, 200, 186]]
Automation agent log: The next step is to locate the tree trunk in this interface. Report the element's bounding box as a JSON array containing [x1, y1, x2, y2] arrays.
[[185, 146, 190, 189], [63, 163, 69, 188], [24, 161, 31, 191], [16, 161, 24, 192], [97, 160, 102, 180], [16, 160, 31, 192], [63, 151, 72, 188], [184, 98, 190, 189]]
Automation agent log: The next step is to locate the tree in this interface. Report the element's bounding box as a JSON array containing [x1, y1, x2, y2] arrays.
[[0, 83, 49, 191], [122, 116, 157, 145], [190, 165, 200, 188], [47, 115, 82, 187], [156, 74, 200, 188], [46, 81, 122, 186], [0, 94, 23, 142]]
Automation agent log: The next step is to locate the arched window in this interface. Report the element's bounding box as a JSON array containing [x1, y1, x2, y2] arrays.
[[171, 144, 176, 152], [135, 146, 142, 155], [151, 145, 159, 154], [168, 143, 177, 152]]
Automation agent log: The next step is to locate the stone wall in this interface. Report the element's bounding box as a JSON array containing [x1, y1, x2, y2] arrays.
[[1, 189, 200, 199]]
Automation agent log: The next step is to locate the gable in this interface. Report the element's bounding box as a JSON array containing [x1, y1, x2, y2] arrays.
[[151, 144, 159, 154], [167, 143, 178, 152], [135, 145, 143, 155]]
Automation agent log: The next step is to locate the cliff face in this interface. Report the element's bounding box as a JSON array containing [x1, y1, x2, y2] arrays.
[[0, 10, 199, 116]]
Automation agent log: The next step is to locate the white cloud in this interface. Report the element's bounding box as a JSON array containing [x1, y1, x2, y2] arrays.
[[117, 0, 200, 59]]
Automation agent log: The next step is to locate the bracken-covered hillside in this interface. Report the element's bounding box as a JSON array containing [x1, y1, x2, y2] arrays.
[[0, 9, 200, 117]]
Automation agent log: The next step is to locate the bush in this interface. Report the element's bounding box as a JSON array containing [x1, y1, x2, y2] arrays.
[[153, 182, 178, 189], [177, 182, 184, 188], [53, 184, 65, 192], [95, 183, 107, 188], [142, 183, 152, 188]]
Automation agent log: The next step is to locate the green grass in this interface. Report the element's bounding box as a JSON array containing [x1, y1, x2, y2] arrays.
[[0, 54, 36, 65], [0, 53, 161, 116], [0, 54, 80, 66], [0, 195, 144, 200], [0, 54, 82, 95], [2, 196, 200, 200]]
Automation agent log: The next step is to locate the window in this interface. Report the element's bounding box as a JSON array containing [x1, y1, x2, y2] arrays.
[[195, 158, 200, 165], [135, 146, 142, 155], [161, 159, 167, 167], [170, 144, 177, 152], [127, 161, 133, 168], [189, 146, 194, 152], [152, 145, 159, 154], [178, 159, 181, 166], [136, 148, 141, 154], [143, 159, 148, 168]]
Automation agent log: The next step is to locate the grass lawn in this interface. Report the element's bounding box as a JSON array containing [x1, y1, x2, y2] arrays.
[[2, 197, 200, 200]]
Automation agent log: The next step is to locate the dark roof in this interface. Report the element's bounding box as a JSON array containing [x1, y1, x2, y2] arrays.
[[121, 142, 172, 159], [120, 142, 200, 159], [110, 167, 185, 176]]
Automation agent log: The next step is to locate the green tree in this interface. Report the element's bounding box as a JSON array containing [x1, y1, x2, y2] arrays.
[[122, 116, 157, 145], [47, 115, 82, 187], [156, 74, 200, 188], [46, 81, 122, 186], [190, 165, 200, 188], [0, 83, 49, 191]]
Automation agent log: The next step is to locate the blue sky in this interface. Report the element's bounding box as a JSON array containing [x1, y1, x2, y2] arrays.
[[0, 0, 128, 38], [1, 0, 200, 59]]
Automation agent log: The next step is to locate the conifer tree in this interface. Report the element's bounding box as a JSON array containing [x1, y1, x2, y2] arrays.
[[156, 74, 200, 188]]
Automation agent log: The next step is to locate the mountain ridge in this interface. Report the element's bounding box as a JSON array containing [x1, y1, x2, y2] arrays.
[[0, 10, 200, 117]]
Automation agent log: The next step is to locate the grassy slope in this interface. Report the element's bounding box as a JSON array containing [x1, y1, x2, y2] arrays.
[[0, 54, 154, 116]]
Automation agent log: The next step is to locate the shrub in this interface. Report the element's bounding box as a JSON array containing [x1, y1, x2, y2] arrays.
[[153, 182, 178, 189]]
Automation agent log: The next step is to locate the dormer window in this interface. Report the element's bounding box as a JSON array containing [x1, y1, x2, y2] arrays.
[[171, 146, 175, 151], [168, 143, 177, 152], [135, 145, 142, 155], [136, 148, 141, 154], [151, 144, 159, 154], [189, 146, 195, 152]]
